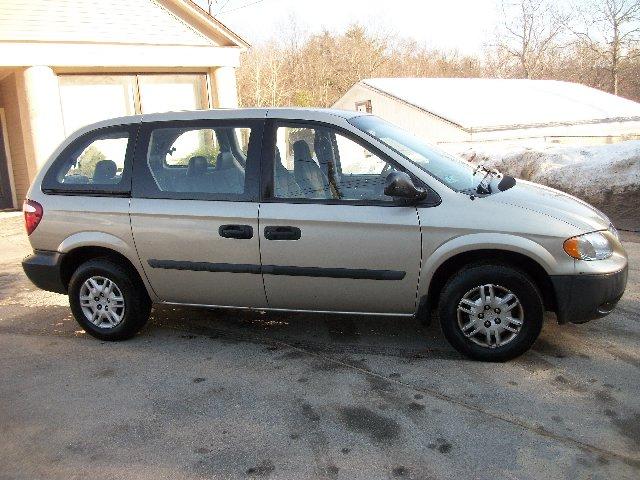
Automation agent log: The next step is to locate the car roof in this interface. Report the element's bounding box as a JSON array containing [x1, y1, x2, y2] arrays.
[[77, 107, 366, 132]]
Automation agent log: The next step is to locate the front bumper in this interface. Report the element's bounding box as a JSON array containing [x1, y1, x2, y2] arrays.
[[551, 266, 628, 324], [22, 250, 67, 294]]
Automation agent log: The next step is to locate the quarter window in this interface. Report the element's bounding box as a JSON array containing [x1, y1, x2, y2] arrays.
[[44, 130, 131, 192], [272, 125, 398, 202], [59, 134, 128, 185]]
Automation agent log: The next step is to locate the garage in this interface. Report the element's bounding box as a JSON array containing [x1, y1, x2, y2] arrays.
[[0, 0, 248, 208], [0, 115, 15, 209]]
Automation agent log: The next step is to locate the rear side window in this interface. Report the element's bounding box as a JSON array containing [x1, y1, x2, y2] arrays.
[[159, 127, 250, 168], [43, 126, 135, 195], [133, 120, 263, 201]]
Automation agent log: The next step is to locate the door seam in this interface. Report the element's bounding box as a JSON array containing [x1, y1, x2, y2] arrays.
[[414, 206, 423, 314], [128, 197, 160, 300], [257, 202, 269, 307]]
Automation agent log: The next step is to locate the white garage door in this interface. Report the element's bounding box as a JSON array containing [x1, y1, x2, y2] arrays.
[[59, 74, 208, 136]]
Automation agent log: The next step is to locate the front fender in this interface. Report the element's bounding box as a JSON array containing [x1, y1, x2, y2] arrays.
[[417, 232, 568, 300]]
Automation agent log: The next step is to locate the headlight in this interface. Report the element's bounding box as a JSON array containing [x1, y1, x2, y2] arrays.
[[563, 231, 613, 261]]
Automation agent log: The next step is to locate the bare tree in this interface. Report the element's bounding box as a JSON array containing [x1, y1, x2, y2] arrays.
[[237, 41, 290, 107], [569, 0, 640, 95], [236, 19, 640, 108], [497, 0, 568, 79], [204, 0, 233, 17]]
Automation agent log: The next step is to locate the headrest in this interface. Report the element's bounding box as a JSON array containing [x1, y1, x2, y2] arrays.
[[314, 130, 333, 164], [292, 140, 312, 161], [93, 160, 117, 182], [216, 150, 235, 170], [187, 156, 208, 177]]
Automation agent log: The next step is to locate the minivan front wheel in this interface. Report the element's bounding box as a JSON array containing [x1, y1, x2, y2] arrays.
[[438, 264, 544, 361], [68, 259, 150, 341]]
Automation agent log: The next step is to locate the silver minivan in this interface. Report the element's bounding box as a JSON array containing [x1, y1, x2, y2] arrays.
[[22, 108, 628, 361]]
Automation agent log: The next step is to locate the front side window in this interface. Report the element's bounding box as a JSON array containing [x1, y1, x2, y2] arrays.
[[272, 124, 400, 202], [44, 129, 131, 192], [145, 125, 250, 195]]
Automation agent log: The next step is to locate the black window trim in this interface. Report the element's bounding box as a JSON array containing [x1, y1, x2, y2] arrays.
[[41, 123, 139, 197], [260, 119, 441, 208], [131, 118, 264, 202]]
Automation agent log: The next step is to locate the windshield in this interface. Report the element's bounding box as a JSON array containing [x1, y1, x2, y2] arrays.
[[350, 115, 477, 192]]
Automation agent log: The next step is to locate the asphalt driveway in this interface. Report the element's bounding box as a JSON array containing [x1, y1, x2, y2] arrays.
[[0, 213, 638, 480]]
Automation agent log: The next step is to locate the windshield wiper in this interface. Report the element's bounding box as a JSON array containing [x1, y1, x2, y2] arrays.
[[472, 164, 500, 195]]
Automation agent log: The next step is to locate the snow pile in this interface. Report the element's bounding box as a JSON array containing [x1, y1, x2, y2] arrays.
[[451, 141, 640, 231]]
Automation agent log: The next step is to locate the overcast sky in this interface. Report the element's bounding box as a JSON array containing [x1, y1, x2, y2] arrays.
[[195, 0, 501, 53]]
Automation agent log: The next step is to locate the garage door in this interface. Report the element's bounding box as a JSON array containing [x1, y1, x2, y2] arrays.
[[58, 74, 208, 136], [0, 117, 13, 210]]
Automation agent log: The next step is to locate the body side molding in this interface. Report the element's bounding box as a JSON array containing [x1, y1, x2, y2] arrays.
[[148, 259, 405, 281]]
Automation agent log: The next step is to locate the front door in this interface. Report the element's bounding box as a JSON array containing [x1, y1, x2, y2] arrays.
[[0, 117, 14, 209], [130, 119, 267, 308], [259, 121, 422, 314]]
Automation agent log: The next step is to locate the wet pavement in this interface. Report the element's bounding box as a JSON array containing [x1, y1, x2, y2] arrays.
[[0, 214, 638, 479]]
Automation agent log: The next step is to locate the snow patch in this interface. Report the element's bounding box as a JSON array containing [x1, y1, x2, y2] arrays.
[[448, 141, 640, 231]]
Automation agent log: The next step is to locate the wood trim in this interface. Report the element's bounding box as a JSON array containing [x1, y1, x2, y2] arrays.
[[164, 0, 251, 48], [206, 68, 215, 108], [53, 67, 210, 74], [133, 75, 143, 115], [0, 43, 242, 68]]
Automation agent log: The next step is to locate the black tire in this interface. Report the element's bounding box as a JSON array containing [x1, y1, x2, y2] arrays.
[[438, 263, 544, 361], [68, 258, 151, 341]]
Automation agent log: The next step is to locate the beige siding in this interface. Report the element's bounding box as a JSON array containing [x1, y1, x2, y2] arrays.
[[0, 0, 217, 46], [336, 82, 640, 146], [0, 73, 30, 204], [334, 84, 470, 143]]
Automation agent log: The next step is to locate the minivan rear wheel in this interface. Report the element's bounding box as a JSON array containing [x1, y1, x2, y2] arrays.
[[68, 259, 150, 341], [438, 263, 544, 361]]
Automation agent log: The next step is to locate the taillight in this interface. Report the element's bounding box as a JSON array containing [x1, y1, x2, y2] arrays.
[[23, 199, 43, 235]]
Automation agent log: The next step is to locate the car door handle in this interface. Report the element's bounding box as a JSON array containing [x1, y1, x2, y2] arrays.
[[219, 224, 253, 239], [264, 226, 301, 241]]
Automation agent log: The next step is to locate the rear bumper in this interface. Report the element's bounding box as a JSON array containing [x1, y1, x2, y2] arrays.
[[22, 250, 67, 294], [551, 266, 628, 324]]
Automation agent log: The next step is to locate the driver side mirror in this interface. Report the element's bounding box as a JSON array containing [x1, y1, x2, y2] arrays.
[[384, 171, 428, 202]]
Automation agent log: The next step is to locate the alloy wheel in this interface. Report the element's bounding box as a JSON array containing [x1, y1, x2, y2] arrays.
[[456, 284, 524, 348]]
